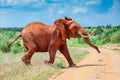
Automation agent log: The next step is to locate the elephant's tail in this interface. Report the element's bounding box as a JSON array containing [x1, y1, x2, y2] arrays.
[[8, 34, 22, 48]]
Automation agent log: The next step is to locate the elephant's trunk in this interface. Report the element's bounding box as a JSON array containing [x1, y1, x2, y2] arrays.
[[77, 26, 100, 53], [83, 38, 100, 53]]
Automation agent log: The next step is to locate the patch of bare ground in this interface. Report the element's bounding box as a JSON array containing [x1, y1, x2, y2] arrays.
[[48, 47, 120, 80]]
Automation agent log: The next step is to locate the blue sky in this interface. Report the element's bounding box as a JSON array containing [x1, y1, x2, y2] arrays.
[[0, 0, 120, 27]]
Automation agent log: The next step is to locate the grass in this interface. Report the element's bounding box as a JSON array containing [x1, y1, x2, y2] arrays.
[[113, 48, 120, 52], [102, 43, 120, 52], [0, 47, 88, 80], [67, 39, 89, 47], [69, 47, 88, 63]]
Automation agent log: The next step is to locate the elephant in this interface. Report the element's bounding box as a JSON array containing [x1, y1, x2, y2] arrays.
[[8, 17, 100, 67]]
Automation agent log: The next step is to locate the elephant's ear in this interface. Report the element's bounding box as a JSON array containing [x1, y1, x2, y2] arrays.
[[54, 19, 67, 41]]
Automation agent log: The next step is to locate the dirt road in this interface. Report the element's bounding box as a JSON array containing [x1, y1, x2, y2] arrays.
[[49, 48, 120, 80]]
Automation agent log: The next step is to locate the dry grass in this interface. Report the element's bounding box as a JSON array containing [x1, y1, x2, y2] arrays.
[[0, 47, 88, 80]]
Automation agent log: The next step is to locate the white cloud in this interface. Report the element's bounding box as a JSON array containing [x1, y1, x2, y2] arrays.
[[57, 9, 65, 14], [109, 0, 120, 11], [72, 0, 79, 3], [22, 0, 44, 4], [23, 0, 37, 3], [0, 0, 19, 6], [85, 0, 101, 5], [0, 0, 45, 6], [73, 7, 87, 13], [104, 0, 120, 25]]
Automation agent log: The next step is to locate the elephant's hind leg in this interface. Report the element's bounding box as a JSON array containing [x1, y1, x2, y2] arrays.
[[22, 50, 35, 65], [22, 38, 38, 65]]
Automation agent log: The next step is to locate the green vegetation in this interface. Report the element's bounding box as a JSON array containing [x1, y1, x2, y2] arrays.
[[90, 25, 120, 45], [113, 48, 120, 52], [0, 28, 25, 53]]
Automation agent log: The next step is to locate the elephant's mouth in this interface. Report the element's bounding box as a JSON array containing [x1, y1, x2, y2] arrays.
[[66, 31, 77, 39]]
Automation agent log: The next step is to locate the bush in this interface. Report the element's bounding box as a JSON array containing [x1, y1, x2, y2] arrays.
[[0, 33, 10, 53], [110, 32, 120, 43], [0, 30, 25, 53], [10, 40, 25, 54], [90, 35, 102, 45], [0, 41, 10, 53], [94, 26, 103, 36], [102, 37, 110, 44]]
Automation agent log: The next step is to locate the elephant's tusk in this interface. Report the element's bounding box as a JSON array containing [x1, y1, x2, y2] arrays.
[[80, 34, 91, 38], [79, 29, 95, 38]]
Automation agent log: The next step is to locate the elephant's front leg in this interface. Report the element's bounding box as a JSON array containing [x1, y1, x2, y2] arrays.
[[46, 46, 57, 64], [59, 44, 76, 67]]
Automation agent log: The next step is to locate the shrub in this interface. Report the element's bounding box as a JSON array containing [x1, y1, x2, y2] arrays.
[[110, 32, 120, 43], [90, 35, 102, 45], [94, 26, 103, 36], [0, 33, 10, 53], [102, 37, 110, 44], [10, 40, 25, 54], [0, 31, 25, 53]]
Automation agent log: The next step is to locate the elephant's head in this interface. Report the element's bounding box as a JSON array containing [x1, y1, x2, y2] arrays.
[[54, 17, 100, 53]]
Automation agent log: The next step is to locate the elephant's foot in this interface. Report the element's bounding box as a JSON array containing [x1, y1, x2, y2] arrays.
[[21, 57, 31, 65], [69, 63, 76, 67], [44, 60, 53, 65]]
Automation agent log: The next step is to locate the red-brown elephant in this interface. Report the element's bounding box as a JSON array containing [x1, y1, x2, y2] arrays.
[[8, 17, 100, 67]]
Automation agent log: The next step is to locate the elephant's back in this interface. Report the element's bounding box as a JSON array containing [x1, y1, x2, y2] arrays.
[[22, 22, 50, 31], [21, 22, 52, 52], [21, 22, 51, 35]]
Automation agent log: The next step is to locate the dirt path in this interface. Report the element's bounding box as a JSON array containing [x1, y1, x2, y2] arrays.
[[48, 48, 120, 80]]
